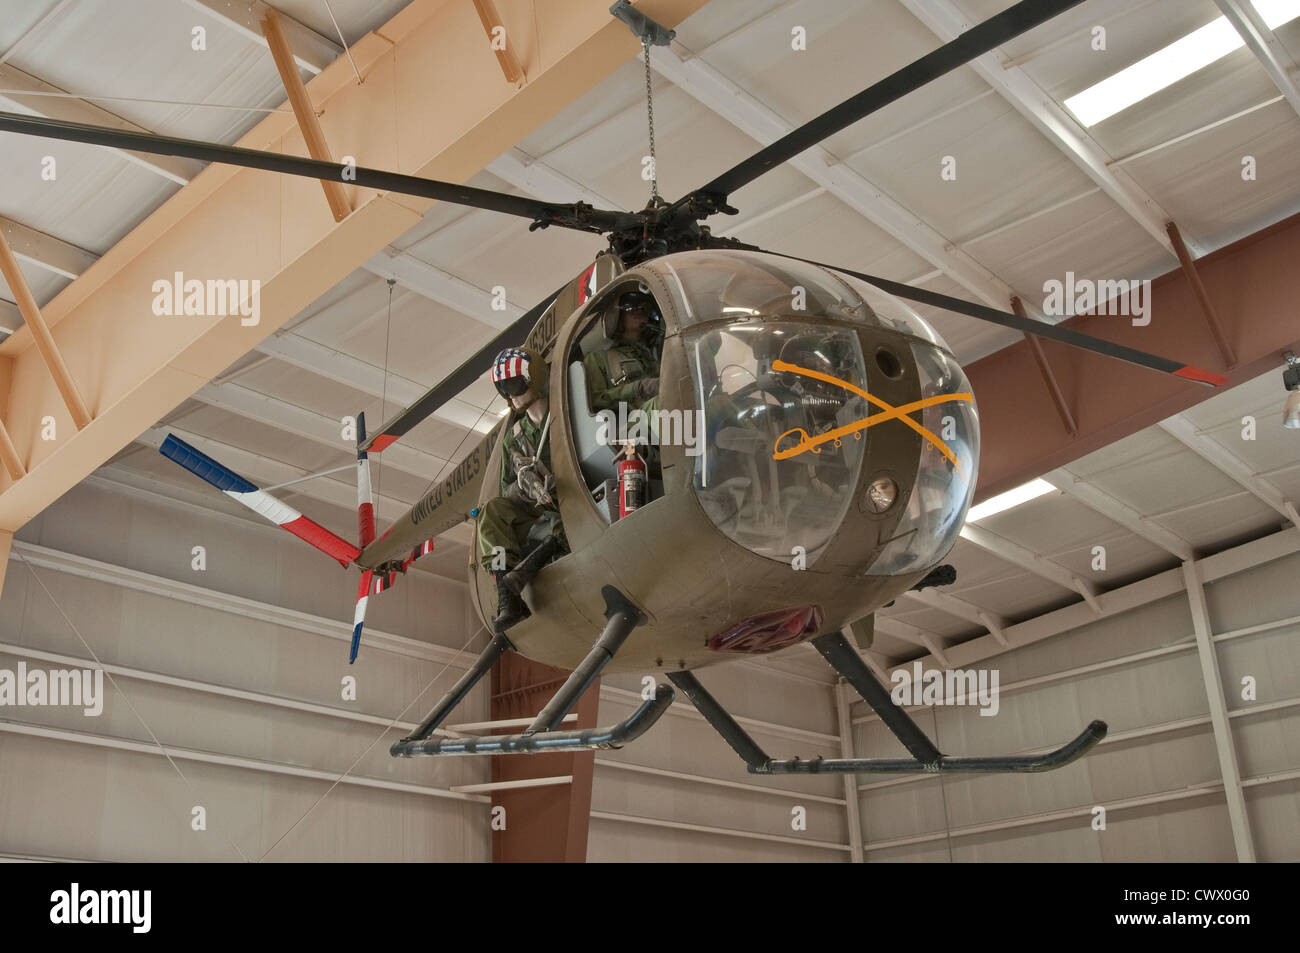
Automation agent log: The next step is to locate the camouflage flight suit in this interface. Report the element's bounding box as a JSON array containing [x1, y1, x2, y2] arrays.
[[583, 340, 661, 414], [477, 411, 565, 571]]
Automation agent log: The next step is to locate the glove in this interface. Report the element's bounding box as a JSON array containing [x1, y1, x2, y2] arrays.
[[636, 377, 660, 400], [517, 466, 553, 506]]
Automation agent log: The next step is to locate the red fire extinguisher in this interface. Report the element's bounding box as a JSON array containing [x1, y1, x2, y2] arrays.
[[615, 442, 647, 520]]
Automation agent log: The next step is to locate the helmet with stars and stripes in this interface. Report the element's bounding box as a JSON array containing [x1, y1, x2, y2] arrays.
[[491, 346, 547, 403]]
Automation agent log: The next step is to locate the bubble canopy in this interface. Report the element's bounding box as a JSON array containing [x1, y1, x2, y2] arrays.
[[639, 250, 942, 345], [633, 251, 978, 570]]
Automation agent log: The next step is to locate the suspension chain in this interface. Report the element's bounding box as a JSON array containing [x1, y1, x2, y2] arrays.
[[642, 36, 659, 204]]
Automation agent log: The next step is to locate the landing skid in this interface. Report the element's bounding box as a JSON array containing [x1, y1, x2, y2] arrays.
[[390, 586, 673, 758], [668, 631, 1107, 775]]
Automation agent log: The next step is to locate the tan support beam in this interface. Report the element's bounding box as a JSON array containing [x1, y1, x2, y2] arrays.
[[1167, 221, 1237, 369], [0, 422, 24, 480], [473, 0, 525, 87], [0, 0, 710, 534], [261, 8, 352, 223], [0, 228, 92, 430], [1011, 295, 1077, 436], [0, 529, 10, 597]]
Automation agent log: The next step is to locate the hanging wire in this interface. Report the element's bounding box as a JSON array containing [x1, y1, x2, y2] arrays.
[[642, 36, 660, 204], [374, 278, 396, 509], [320, 0, 364, 84], [0, 90, 293, 113]]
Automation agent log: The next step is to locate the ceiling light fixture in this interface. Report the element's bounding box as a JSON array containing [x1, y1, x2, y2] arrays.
[[965, 478, 1055, 523], [1065, 0, 1300, 127]]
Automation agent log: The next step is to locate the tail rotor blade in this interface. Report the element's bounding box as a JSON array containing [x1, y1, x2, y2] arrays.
[[159, 433, 362, 565]]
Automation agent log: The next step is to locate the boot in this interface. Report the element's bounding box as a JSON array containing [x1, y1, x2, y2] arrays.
[[503, 535, 561, 594], [493, 571, 530, 632]]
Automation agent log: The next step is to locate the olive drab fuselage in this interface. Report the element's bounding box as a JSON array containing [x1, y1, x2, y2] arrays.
[[460, 249, 981, 675]]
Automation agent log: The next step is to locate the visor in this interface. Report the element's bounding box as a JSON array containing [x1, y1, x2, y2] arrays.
[[495, 376, 530, 398]]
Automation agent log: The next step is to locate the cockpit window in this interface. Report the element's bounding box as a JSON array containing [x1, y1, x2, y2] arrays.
[[863, 345, 978, 575], [685, 323, 869, 565], [647, 252, 868, 328]]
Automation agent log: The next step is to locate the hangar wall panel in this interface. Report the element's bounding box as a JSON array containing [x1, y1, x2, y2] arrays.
[[856, 547, 1300, 862], [0, 480, 488, 862], [588, 664, 849, 863]]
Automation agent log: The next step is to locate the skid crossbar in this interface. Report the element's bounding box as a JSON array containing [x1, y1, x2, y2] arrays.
[[391, 586, 673, 758]]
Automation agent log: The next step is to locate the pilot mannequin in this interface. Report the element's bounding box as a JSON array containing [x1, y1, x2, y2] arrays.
[[478, 347, 566, 632], [584, 289, 663, 414]]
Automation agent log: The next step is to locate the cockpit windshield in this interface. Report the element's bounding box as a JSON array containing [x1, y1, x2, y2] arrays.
[[686, 323, 869, 565]]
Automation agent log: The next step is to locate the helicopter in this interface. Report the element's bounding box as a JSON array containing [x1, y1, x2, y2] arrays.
[[0, 0, 1230, 777]]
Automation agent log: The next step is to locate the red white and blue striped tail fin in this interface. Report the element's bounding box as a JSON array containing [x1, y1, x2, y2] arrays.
[[356, 412, 376, 548], [351, 570, 374, 664], [159, 433, 361, 567], [349, 413, 378, 664], [401, 538, 435, 572]]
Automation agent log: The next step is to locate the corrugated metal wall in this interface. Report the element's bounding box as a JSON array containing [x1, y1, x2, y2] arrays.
[[0, 479, 491, 862], [589, 663, 851, 862], [5, 477, 1296, 862], [856, 551, 1300, 862]]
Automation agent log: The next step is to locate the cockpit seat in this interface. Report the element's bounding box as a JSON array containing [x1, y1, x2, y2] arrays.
[[568, 361, 618, 487]]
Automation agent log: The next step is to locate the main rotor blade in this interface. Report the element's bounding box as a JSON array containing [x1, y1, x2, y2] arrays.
[[0, 111, 622, 232], [360, 285, 566, 453], [768, 252, 1229, 387], [670, 0, 1085, 214]]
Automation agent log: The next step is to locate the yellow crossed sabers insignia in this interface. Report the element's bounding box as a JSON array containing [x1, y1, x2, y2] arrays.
[[771, 359, 974, 475]]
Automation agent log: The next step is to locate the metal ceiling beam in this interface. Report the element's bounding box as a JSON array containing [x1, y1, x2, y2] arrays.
[[897, 0, 1184, 258], [181, 0, 341, 75], [1215, 0, 1300, 120], [650, 43, 1022, 309], [254, 331, 499, 434], [194, 379, 452, 479], [900, 587, 1012, 646], [0, 216, 97, 281], [486, 147, 622, 208], [361, 248, 524, 330], [0, 299, 19, 334], [0, 63, 198, 185], [1158, 413, 1300, 528], [958, 522, 1102, 611], [0, 0, 712, 550], [1043, 467, 1196, 561], [874, 616, 952, 667], [1181, 559, 1256, 862]]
